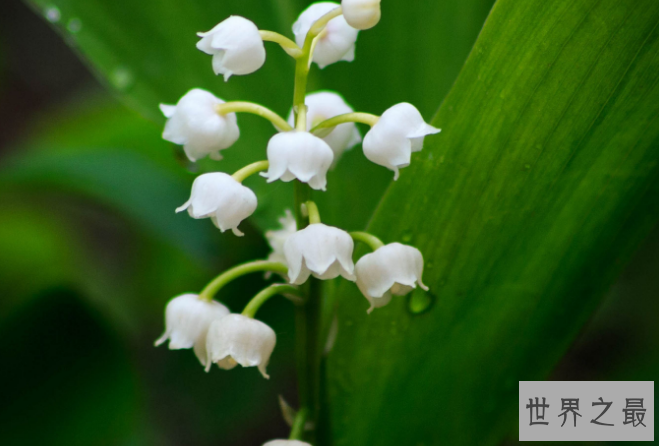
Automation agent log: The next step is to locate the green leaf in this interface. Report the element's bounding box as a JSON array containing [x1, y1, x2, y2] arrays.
[[325, 0, 659, 444], [2, 148, 218, 261]]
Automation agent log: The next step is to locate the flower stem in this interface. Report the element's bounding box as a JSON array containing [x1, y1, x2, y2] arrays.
[[216, 101, 293, 131], [293, 184, 323, 443], [259, 30, 303, 58], [350, 231, 385, 251], [232, 160, 269, 183], [293, 6, 344, 124], [288, 10, 343, 438], [242, 284, 302, 318], [310, 112, 379, 134], [289, 407, 309, 440], [198, 260, 288, 302], [304, 200, 322, 224], [294, 181, 311, 229]]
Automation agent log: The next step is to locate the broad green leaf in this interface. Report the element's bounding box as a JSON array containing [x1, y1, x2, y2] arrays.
[[24, 0, 495, 231], [1, 148, 219, 260], [325, 0, 659, 444]]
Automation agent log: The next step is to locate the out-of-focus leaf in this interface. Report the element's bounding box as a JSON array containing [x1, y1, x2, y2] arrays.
[[325, 0, 659, 444], [0, 291, 148, 446], [24, 0, 496, 231], [1, 148, 218, 261], [0, 203, 83, 317]]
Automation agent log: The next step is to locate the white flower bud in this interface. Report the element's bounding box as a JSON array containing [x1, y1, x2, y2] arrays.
[[205, 314, 276, 379], [263, 441, 312, 446], [176, 172, 257, 236], [362, 103, 440, 179], [287, 91, 362, 164], [155, 293, 230, 366], [266, 210, 297, 265], [293, 2, 359, 69], [355, 243, 428, 313], [196, 16, 266, 81], [342, 0, 381, 30], [160, 89, 239, 162], [284, 223, 355, 284], [264, 131, 334, 191]]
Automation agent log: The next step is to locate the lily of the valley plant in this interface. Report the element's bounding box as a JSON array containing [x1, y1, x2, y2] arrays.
[[155, 1, 439, 444]]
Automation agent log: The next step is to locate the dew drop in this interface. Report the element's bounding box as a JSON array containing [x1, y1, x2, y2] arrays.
[[44, 6, 61, 23], [407, 287, 435, 315], [401, 232, 413, 243], [110, 66, 134, 91], [524, 164, 531, 170], [67, 18, 82, 33]]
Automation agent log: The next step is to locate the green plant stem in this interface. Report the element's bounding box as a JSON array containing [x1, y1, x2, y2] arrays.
[[310, 112, 380, 134], [242, 284, 302, 318], [293, 181, 323, 442], [289, 407, 309, 440], [350, 231, 385, 251], [259, 30, 303, 58], [293, 6, 344, 123], [288, 9, 342, 441], [305, 277, 323, 437], [293, 180, 312, 421], [232, 160, 269, 183], [216, 101, 293, 131], [198, 261, 288, 302], [305, 200, 321, 224]]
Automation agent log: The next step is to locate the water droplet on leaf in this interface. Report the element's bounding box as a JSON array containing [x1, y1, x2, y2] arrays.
[[44, 6, 61, 23], [407, 287, 435, 315], [67, 18, 82, 33], [110, 66, 134, 91]]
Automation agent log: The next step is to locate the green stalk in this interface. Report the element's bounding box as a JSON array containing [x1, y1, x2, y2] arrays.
[[289, 407, 309, 440], [350, 231, 385, 251], [293, 6, 344, 125], [310, 112, 380, 134], [242, 284, 302, 318], [198, 260, 288, 302], [216, 101, 293, 131], [289, 8, 343, 442], [259, 30, 303, 58], [232, 160, 269, 183], [305, 201, 322, 224]]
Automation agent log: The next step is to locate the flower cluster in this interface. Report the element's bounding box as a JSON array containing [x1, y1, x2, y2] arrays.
[[155, 1, 438, 443]]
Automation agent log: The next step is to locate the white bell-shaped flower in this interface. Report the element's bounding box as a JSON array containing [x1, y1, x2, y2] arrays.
[[176, 172, 257, 236], [264, 131, 334, 191], [287, 91, 362, 163], [266, 210, 297, 265], [160, 89, 239, 162], [342, 0, 381, 30], [205, 314, 276, 378], [155, 293, 230, 366], [293, 2, 359, 69], [284, 223, 355, 284], [355, 243, 428, 313], [196, 16, 266, 81], [362, 103, 440, 179], [263, 441, 312, 446]]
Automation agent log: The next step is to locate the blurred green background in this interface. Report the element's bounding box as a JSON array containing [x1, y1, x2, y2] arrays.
[[0, 0, 656, 445]]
